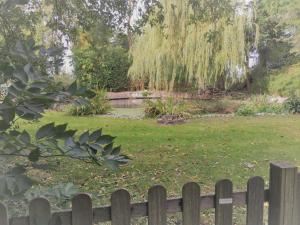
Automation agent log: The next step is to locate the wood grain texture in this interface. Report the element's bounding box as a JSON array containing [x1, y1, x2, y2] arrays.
[[51, 211, 71, 225], [148, 185, 167, 225], [215, 179, 233, 225], [247, 177, 265, 225], [29, 198, 51, 225], [268, 162, 298, 225], [111, 189, 131, 225], [0, 202, 8, 225], [72, 194, 93, 225], [182, 182, 200, 225], [296, 173, 300, 225], [49, 214, 62, 225], [10, 216, 29, 225]]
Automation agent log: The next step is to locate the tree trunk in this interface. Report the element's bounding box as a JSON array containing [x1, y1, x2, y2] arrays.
[[246, 75, 251, 93], [127, 0, 135, 49]]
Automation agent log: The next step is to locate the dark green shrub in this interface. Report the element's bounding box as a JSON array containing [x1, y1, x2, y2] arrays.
[[284, 95, 300, 114], [69, 89, 111, 116], [74, 46, 131, 91], [144, 99, 162, 118]]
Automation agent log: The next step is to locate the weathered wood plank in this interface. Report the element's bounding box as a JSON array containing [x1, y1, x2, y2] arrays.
[[51, 211, 71, 225], [268, 162, 298, 225], [296, 173, 300, 225], [29, 198, 51, 225], [0, 202, 8, 225], [247, 176, 265, 225], [148, 185, 167, 225], [93, 206, 111, 223], [10, 217, 30, 225], [111, 189, 131, 225], [182, 182, 200, 225], [72, 194, 93, 225], [215, 179, 233, 225], [49, 214, 62, 225]]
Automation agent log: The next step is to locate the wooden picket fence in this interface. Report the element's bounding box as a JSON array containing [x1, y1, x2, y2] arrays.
[[1, 162, 300, 225]]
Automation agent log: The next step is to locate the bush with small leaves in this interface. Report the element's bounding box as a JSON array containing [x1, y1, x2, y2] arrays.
[[235, 104, 256, 116], [144, 98, 187, 118], [69, 88, 111, 116], [144, 99, 162, 118], [235, 95, 285, 116], [284, 95, 300, 114]]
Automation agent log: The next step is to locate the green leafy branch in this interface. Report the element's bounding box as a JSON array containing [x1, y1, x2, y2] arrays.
[[0, 32, 129, 199]]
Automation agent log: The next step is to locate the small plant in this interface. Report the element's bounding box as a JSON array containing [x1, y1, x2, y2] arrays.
[[0, 81, 11, 102], [142, 90, 151, 97], [69, 100, 93, 116], [235, 104, 255, 116], [284, 95, 300, 114], [144, 98, 187, 118], [144, 99, 162, 118], [235, 95, 285, 116], [69, 89, 111, 116]]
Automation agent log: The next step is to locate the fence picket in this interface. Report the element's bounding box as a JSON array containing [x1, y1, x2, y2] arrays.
[[297, 173, 300, 225], [29, 198, 51, 225], [72, 194, 92, 225], [148, 185, 167, 225], [182, 182, 200, 225], [10, 217, 29, 225], [247, 177, 265, 225], [215, 179, 233, 225], [49, 214, 62, 225], [111, 189, 131, 225], [268, 163, 298, 225], [0, 202, 8, 225]]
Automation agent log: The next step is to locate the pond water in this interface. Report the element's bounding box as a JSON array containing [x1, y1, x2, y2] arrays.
[[110, 98, 145, 108], [109, 98, 212, 108], [110, 107, 145, 118]]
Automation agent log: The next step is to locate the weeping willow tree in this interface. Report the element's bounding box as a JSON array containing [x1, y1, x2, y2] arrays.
[[129, 0, 259, 91]]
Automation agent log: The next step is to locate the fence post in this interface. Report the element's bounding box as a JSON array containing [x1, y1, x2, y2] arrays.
[[72, 194, 93, 225], [215, 179, 233, 225], [0, 202, 8, 225], [111, 189, 131, 225], [29, 198, 51, 225], [297, 173, 300, 225], [148, 185, 167, 225], [182, 182, 201, 225], [268, 162, 298, 225], [246, 177, 265, 225]]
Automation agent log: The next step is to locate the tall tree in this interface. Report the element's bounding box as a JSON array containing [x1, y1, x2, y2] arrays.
[[129, 0, 258, 91], [247, 0, 298, 92]]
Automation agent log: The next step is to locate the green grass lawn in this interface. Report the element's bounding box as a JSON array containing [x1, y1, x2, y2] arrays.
[[268, 63, 300, 96], [21, 112, 300, 206]]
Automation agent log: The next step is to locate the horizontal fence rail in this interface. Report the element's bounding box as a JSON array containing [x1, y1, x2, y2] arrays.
[[1, 162, 300, 225]]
